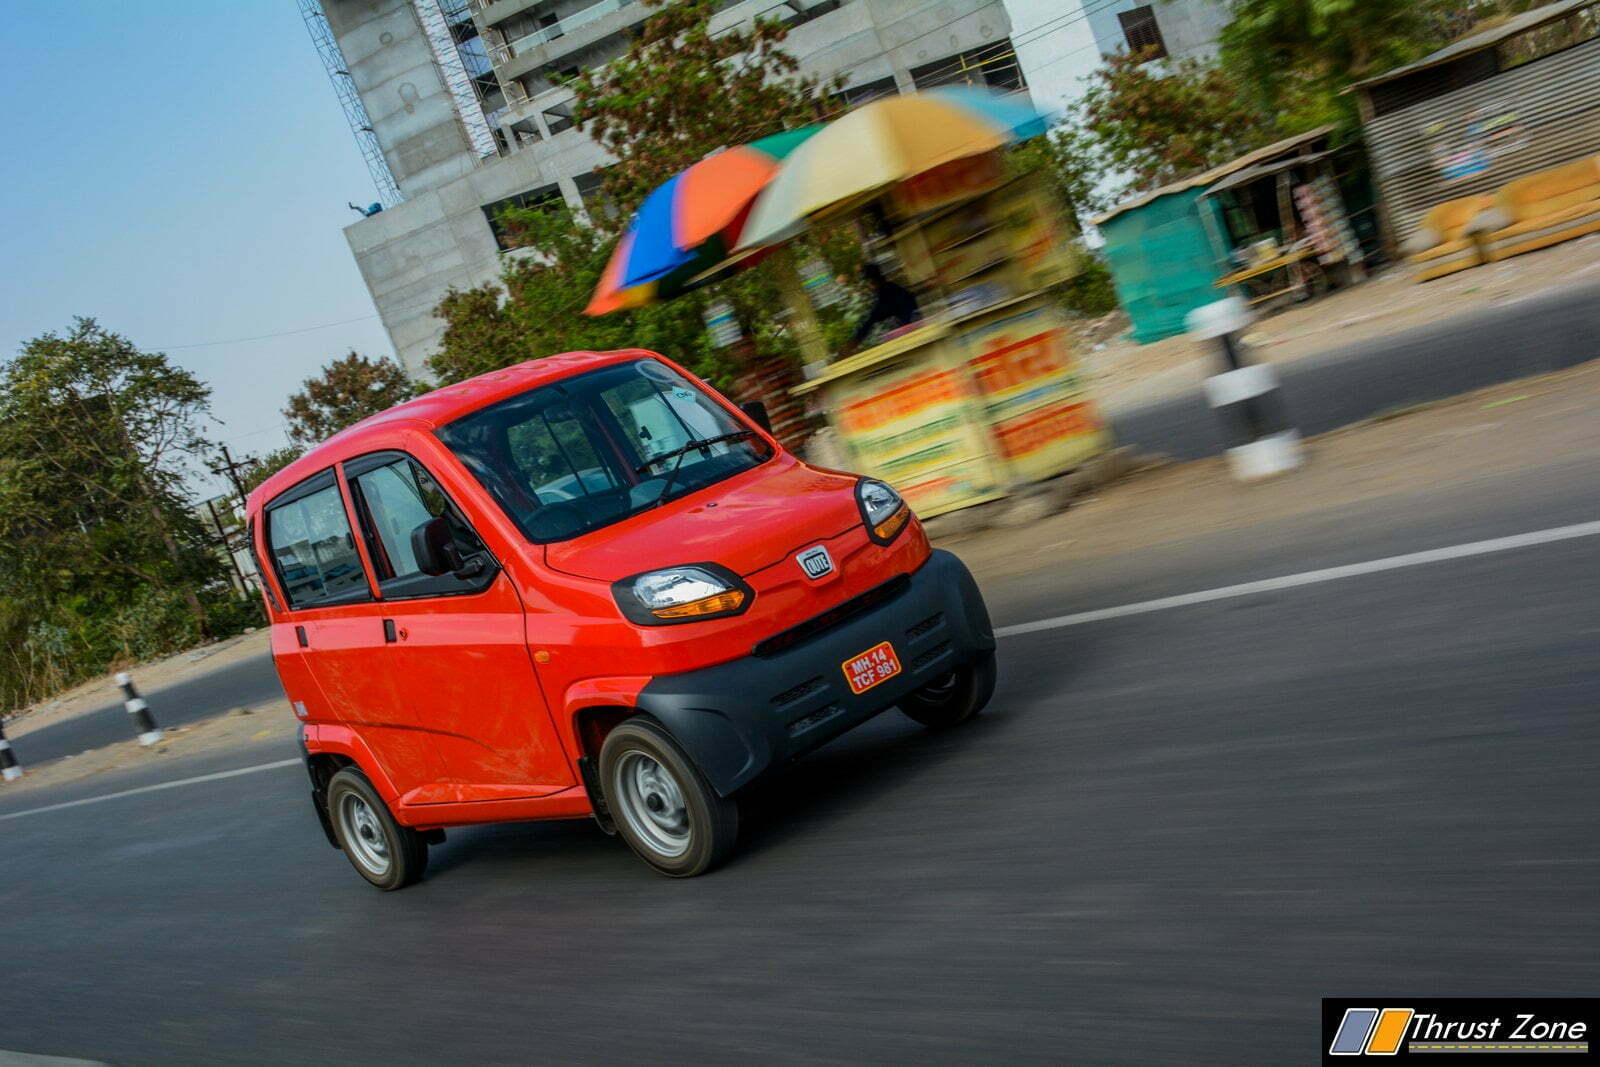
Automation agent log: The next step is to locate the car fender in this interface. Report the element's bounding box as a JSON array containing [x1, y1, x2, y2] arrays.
[[304, 722, 404, 807]]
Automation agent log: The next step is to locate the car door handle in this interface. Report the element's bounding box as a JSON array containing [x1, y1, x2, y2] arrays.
[[383, 619, 397, 643], [295, 625, 309, 648]]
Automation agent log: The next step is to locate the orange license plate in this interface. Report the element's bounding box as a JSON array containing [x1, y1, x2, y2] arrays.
[[842, 641, 902, 695]]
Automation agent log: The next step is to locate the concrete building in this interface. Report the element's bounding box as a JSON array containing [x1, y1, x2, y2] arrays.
[[1082, 0, 1231, 65], [308, 0, 1034, 376]]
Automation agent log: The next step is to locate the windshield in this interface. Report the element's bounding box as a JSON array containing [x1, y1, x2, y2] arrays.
[[435, 359, 772, 543]]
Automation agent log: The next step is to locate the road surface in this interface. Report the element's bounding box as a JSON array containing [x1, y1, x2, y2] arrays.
[[2, 439, 1595, 1064], [1111, 280, 1600, 461]]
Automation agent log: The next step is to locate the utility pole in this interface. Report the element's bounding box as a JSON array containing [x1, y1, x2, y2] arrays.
[[211, 445, 252, 515], [206, 498, 251, 597]]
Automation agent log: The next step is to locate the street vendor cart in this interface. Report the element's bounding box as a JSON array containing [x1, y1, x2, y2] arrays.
[[739, 91, 1113, 519]]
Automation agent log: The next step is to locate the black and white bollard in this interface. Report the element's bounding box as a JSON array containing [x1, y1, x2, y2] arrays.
[[0, 722, 21, 781], [115, 672, 163, 747], [1186, 296, 1303, 481]]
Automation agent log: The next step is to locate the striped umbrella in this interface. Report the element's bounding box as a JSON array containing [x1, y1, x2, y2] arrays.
[[585, 126, 821, 316], [736, 87, 1050, 251]]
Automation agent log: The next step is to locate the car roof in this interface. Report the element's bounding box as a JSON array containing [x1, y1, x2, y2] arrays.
[[249, 348, 657, 512]]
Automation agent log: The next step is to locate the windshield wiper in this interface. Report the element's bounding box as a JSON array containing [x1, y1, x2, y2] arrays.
[[634, 430, 758, 474], [641, 430, 759, 510]]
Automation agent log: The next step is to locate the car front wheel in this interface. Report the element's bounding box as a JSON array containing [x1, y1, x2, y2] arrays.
[[899, 650, 997, 729], [599, 719, 739, 878]]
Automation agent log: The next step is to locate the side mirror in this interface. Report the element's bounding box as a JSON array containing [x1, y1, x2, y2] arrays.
[[739, 400, 772, 434], [410, 516, 457, 576], [412, 516, 491, 580]]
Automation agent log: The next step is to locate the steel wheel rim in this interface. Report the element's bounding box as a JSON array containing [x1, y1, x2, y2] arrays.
[[612, 750, 691, 859], [338, 793, 392, 876], [917, 671, 958, 701]]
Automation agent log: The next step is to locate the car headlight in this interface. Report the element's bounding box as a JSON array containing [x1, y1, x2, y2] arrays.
[[612, 563, 752, 625], [856, 478, 910, 544]]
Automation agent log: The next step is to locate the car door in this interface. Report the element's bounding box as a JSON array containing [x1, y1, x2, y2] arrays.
[[343, 450, 575, 802], [262, 470, 448, 799]]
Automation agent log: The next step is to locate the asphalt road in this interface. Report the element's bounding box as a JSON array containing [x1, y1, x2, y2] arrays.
[[2, 450, 1595, 1064], [9, 654, 285, 767], [1111, 280, 1600, 461]]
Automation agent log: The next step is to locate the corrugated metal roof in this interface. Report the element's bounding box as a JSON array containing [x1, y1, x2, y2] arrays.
[[1350, 0, 1593, 90], [1198, 149, 1339, 197], [1091, 126, 1335, 225]]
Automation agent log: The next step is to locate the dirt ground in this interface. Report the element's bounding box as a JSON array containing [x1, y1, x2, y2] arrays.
[[3, 361, 1595, 795], [1082, 234, 1600, 413]]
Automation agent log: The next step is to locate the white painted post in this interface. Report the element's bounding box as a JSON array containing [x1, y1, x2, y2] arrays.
[[1187, 297, 1303, 481]]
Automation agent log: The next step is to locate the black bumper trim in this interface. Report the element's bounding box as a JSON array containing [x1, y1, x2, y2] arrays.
[[634, 549, 994, 796]]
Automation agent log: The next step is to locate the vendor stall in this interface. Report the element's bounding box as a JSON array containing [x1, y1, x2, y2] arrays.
[[789, 149, 1110, 518], [587, 88, 1111, 519], [1199, 142, 1369, 305]]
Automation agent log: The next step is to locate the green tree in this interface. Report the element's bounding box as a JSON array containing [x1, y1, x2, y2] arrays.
[[430, 204, 726, 386], [571, 0, 837, 215], [0, 320, 229, 704], [1080, 50, 1278, 198], [1217, 0, 1536, 130], [284, 351, 417, 448], [241, 445, 303, 495]]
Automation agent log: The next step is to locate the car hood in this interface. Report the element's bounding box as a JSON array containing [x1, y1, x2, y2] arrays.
[[543, 456, 863, 582]]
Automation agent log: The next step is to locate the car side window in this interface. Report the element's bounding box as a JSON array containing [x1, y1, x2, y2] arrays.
[[265, 478, 371, 610], [347, 454, 494, 598]]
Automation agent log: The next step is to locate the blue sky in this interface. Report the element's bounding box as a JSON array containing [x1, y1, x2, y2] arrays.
[[0, 2, 399, 496]]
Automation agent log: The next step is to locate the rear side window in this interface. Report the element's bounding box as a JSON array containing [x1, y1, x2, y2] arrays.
[[346, 453, 495, 598], [265, 477, 371, 609]]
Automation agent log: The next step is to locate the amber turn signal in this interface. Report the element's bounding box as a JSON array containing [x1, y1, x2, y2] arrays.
[[873, 507, 909, 542], [651, 590, 747, 619]]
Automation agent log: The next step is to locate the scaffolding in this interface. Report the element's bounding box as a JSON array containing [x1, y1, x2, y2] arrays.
[[298, 0, 405, 208], [416, 0, 502, 160]]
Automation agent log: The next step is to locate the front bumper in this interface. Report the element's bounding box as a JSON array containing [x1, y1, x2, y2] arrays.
[[633, 549, 994, 796]]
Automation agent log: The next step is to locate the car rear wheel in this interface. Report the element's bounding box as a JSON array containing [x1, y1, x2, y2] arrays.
[[599, 719, 739, 878], [899, 650, 997, 729], [327, 767, 428, 891]]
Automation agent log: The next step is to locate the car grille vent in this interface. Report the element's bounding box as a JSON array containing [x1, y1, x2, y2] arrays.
[[904, 612, 944, 639], [770, 675, 826, 708], [787, 703, 844, 737], [909, 641, 952, 673]]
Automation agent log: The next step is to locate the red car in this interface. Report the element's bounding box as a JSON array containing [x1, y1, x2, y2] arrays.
[[247, 351, 996, 886]]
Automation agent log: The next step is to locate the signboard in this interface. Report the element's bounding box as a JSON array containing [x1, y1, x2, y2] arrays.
[[961, 303, 1109, 482], [893, 151, 1007, 217], [827, 356, 1005, 517]]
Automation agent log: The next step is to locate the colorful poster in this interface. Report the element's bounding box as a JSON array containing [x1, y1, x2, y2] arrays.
[[829, 359, 1004, 517], [961, 303, 1109, 481]]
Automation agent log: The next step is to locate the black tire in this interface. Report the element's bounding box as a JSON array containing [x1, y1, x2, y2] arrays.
[[899, 650, 997, 729], [326, 767, 429, 891], [599, 719, 739, 878]]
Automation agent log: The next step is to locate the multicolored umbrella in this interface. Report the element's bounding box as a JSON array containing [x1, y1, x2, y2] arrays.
[[736, 87, 1050, 251], [585, 126, 821, 316]]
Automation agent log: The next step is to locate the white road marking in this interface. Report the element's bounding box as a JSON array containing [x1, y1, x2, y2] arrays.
[[996, 520, 1600, 638], [0, 758, 302, 823], [0, 1050, 110, 1066], [4, 522, 1597, 823]]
